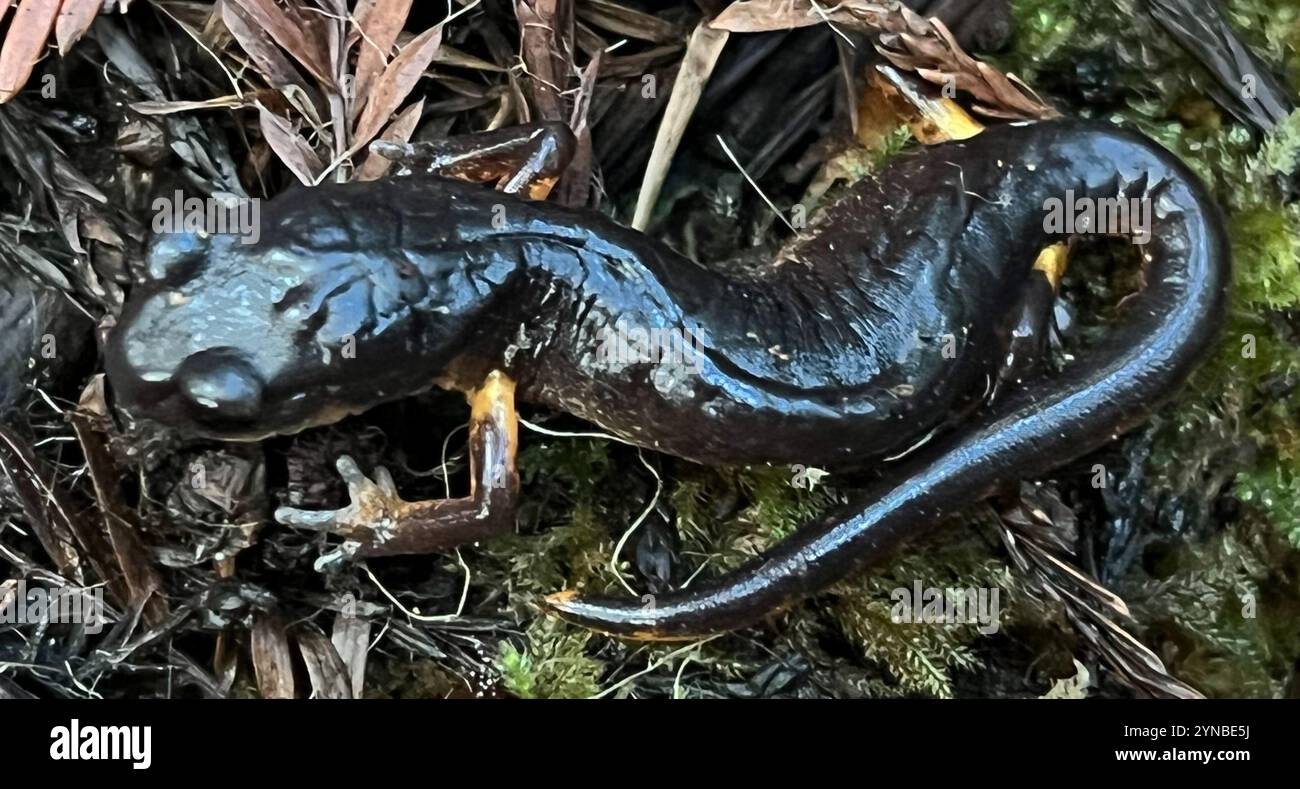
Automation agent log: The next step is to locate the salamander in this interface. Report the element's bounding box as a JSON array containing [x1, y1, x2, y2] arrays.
[[104, 119, 1230, 639]]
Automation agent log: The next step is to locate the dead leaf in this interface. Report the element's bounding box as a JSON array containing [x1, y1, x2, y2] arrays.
[[710, 0, 831, 33], [221, 0, 302, 89], [515, 0, 575, 121], [70, 376, 168, 626], [351, 0, 412, 118], [330, 603, 370, 699], [555, 51, 600, 207], [258, 103, 323, 185], [354, 95, 422, 180], [0, 0, 61, 103], [54, 0, 100, 55], [434, 44, 505, 73], [997, 485, 1204, 699], [631, 21, 728, 229], [709, 0, 1056, 121], [878, 18, 1057, 120], [131, 94, 255, 115], [231, 0, 334, 89], [1040, 659, 1091, 699], [296, 625, 352, 699], [576, 0, 679, 44], [0, 423, 83, 581], [352, 21, 440, 149], [252, 612, 296, 699]]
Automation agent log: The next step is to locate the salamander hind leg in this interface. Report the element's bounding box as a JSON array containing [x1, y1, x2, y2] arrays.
[[990, 243, 1069, 403], [276, 371, 520, 567]]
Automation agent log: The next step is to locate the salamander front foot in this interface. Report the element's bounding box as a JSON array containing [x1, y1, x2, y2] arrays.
[[274, 371, 521, 567], [276, 455, 410, 565]]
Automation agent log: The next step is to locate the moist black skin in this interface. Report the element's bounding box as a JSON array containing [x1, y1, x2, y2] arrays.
[[104, 120, 1231, 638]]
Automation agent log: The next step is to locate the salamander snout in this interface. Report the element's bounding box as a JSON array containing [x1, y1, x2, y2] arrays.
[[105, 324, 272, 439]]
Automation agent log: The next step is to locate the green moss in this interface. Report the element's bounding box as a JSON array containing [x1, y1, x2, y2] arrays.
[[1220, 0, 1300, 92], [674, 465, 1068, 697], [819, 510, 1069, 698], [671, 465, 837, 570], [1236, 465, 1300, 545], [1127, 91, 1300, 550], [1125, 517, 1300, 697], [824, 535, 1001, 697], [1006, 0, 1079, 72], [1141, 109, 1300, 544], [478, 437, 626, 606], [1231, 205, 1300, 308], [827, 591, 982, 698], [1254, 108, 1300, 177], [365, 660, 467, 699], [497, 618, 604, 699], [869, 124, 914, 170]]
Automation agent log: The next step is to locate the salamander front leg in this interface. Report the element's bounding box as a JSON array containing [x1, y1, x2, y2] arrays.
[[276, 372, 519, 564]]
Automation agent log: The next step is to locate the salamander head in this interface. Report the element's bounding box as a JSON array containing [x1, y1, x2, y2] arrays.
[[105, 212, 487, 440]]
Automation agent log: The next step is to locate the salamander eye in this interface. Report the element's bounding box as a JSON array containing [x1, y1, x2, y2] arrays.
[[146, 231, 210, 285], [174, 349, 264, 422]]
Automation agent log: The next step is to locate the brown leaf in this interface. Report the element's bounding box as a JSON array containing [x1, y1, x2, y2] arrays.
[[710, 1, 1056, 121], [330, 604, 370, 699], [295, 625, 352, 699], [258, 103, 323, 185], [352, 22, 440, 149], [997, 486, 1204, 699], [0, 424, 83, 581], [354, 96, 422, 180], [434, 43, 507, 73], [350, 0, 412, 118], [515, 0, 575, 122], [631, 21, 728, 230], [54, 0, 99, 56], [70, 376, 168, 626], [130, 94, 255, 115], [710, 0, 826, 32], [555, 51, 600, 207], [576, 0, 679, 44], [252, 612, 296, 699], [231, 0, 334, 89], [875, 13, 1058, 121], [221, 0, 302, 89], [0, 0, 61, 103]]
